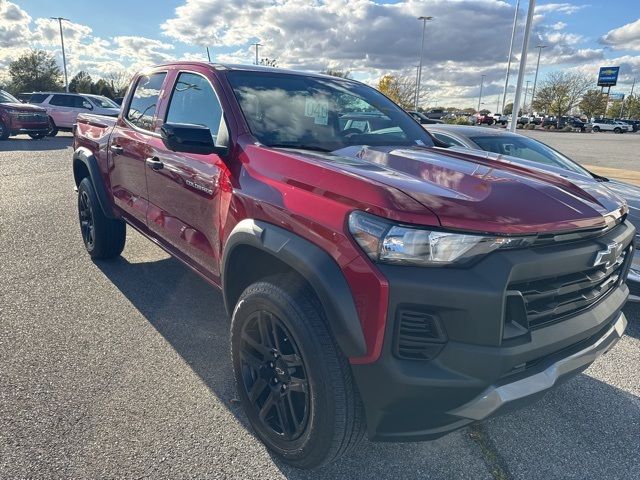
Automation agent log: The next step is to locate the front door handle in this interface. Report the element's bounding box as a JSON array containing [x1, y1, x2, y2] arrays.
[[145, 157, 164, 171], [110, 144, 124, 155]]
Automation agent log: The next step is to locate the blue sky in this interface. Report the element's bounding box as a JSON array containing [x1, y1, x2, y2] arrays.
[[2, 0, 639, 107]]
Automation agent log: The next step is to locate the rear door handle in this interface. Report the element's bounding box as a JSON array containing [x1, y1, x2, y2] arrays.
[[110, 144, 124, 155], [145, 157, 164, 171]]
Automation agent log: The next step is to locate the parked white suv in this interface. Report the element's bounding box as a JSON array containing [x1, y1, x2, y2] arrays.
[[592, 119, 630, 133], [27, 92, 120, 136]]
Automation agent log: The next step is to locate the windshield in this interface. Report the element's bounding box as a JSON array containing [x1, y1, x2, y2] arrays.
[[226, 71, 433, 151], [0, 90, 19, 104], [87, 96, 119, 109], [469, 134, 592, 177]]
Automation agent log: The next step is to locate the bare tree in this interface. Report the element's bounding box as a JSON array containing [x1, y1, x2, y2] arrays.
[[106, 70, 132, 97], [321, 69, 351, 79], [259, 58, 278, 67], [535, 72, 591, 125], [377, 73, 428, 110]]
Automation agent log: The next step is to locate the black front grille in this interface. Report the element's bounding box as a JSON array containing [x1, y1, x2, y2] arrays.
[[508, 246, 630, 328], [16, 112, 47, 122], [394, 309, 446, 360]]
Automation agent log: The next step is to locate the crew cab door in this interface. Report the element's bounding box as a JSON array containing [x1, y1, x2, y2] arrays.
[[145, 70, 230, 278], [108, 71, 168, 226]]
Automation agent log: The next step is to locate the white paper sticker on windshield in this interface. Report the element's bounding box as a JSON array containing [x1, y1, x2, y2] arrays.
[[305, 98, 329, 125]]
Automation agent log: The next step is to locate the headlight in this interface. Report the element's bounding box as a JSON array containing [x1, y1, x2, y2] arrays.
[[348, 211, 534, 266]]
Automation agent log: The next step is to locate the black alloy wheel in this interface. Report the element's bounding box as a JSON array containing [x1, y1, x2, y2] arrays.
[[78, 189, 95, 250], [238, 310, 310, 441]]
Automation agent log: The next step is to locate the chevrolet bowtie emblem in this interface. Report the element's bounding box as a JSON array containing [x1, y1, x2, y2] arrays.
[[593, 242, 622, 268]]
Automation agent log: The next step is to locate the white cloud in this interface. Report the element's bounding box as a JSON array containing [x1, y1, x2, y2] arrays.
[[0, 0, 31, 48], [535, 3, 584, 15], [601, 18, 640, 51]]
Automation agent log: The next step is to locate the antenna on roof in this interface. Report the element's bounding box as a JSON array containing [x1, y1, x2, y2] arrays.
[[206, 47, 211, 62]]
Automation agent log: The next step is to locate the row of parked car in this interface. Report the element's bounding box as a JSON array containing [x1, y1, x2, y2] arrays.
[[0, 90, 120, 140]]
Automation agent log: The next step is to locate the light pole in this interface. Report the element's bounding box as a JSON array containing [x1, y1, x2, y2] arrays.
[[51, 17, 69, 92], [252, 43, 262, 65], [529, 44, 547, 115], [478, 75, 486, 112], [508, 0, 536, 132], [500, 0, 521, 114], [415, 16, 434, 110], [523, 80, 531, 115]]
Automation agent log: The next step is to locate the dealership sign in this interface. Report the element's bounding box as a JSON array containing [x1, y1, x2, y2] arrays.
[[609, 92, 625, 101], [598, 66, 620, 87]]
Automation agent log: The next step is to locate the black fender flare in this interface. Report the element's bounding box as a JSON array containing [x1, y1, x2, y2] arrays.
[[72, 147, 115, 219], [222, 219, 367, 358]]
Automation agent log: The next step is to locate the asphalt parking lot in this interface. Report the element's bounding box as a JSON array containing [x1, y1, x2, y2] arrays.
[[1, 133, 639, 479]]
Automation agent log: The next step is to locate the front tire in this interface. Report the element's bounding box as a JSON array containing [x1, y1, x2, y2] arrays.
[[614, 127, 621, 134], [77, 177, 126, 259], [231, 276, 365, 469], [593, 126, 600, 132], [0, 119, 9, 140]]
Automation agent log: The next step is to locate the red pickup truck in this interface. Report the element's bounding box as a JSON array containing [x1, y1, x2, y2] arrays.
[[0, 90, 50, 140], [73, 62, 633, 469]]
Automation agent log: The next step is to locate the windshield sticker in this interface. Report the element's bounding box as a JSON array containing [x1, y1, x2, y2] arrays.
[[304, 98, 329, 125]]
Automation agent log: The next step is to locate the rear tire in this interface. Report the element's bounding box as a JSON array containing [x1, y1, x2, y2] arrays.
[[231, 276, 365, 469], [47, 117, 58, 137], [77, 177, 126, 259]]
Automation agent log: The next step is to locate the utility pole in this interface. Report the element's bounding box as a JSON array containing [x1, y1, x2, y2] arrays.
[[508, 0, 536, 132], [529, 44, 547, 116], [478, 75, 486, 112], [622, 77, 635, 118], [415, 16, 433, 110], [252, 43, 261, 65], [500, 0, 521, 115], [51, 17, 69, 92]]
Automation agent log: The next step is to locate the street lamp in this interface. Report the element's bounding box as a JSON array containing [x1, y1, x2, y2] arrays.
[[415, 16, 434, 110], [500, 0, 521, 114], [508, 0, 536, 132], [50, 17, 70, 92], [523, 80, 531, 114], [478, 75, 487, 112], [529, 44, 547, 115], [252, 43, 262, 65]]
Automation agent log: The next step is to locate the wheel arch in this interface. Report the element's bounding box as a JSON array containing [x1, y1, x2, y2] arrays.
[[222, 219, 367, 358], [73, 147, 115, 219]]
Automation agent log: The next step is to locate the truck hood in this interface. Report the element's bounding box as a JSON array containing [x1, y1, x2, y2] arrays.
[[0, 102, 46, 112], [288, 145, 626, 235]]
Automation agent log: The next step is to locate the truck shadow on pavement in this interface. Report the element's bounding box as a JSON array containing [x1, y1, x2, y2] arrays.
[[95, 253, 640, 480], [0, 135, 73, 152]]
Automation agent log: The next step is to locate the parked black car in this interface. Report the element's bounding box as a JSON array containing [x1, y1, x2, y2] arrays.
[[407, 110, 444, 124]]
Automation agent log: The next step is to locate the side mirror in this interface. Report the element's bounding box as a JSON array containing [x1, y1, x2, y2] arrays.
[[160, 123, 227, 155]]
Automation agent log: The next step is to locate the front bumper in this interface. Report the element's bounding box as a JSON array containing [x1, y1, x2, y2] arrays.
[[449, 312, 626, 421], [351, 221, 634, 441]]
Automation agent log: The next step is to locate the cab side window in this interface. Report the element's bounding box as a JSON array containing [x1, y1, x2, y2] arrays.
[[127, 72, 167, 131], [165, 72, 227, 145]]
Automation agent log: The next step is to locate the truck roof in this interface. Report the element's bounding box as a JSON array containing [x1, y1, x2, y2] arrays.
[[149, 61, 357, 81]]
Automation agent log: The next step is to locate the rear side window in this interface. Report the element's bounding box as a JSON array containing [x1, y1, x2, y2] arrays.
[[29, 93, 49, 104], [165, 72, 225, 143], [49, 95, 73, 107], [126, 72, 166, 131]]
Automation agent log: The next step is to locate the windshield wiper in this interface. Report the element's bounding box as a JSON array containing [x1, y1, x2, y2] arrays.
[[268, 143, 332, 152]]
